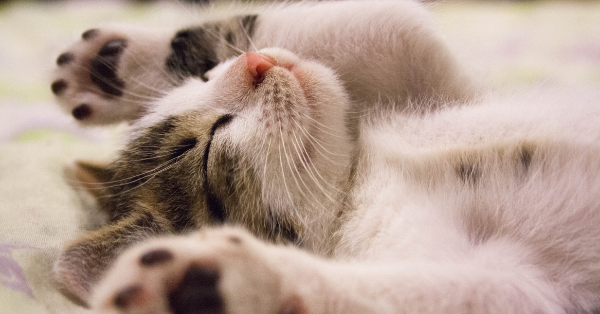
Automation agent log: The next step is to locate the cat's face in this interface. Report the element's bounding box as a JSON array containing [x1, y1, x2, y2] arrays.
[[97, 48, 353, 250]]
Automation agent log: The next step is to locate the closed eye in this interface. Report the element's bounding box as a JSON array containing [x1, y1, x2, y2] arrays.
[[209, 114, 234, 138], [202, 114, 235, 223], [203, 114, 234, 173]]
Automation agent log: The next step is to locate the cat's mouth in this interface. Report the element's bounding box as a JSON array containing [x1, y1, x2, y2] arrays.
[[238, 50, 318, 169]]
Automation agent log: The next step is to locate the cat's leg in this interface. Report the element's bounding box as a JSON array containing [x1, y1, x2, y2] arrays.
[[91, 227, 309, 314], [54, 210, 174, 307], [91, 228, 568, 314], [51, 25, 179, 125], [51, 15, 258, 125]]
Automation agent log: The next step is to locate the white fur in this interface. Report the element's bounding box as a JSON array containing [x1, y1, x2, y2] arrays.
[[56, 1, 600, 313], [94, 56, 600, 314]]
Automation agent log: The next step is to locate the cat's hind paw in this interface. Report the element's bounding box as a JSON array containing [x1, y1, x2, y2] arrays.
[[91, 228, 308, 314], [52, 26, 176, 125]]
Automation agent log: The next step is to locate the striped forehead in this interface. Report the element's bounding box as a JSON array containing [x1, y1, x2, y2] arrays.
[[128, 79, 214, 138]]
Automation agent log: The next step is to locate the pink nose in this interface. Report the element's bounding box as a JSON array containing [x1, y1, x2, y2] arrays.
[[246, 52, 276, 83]]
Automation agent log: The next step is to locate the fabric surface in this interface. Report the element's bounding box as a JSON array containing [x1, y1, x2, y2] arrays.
[[0, 1, 599, 313]]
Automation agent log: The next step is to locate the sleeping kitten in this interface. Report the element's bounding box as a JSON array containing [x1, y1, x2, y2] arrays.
[[92, 47, 600, 314], [52, 1, 600, 313], [51, 0, 478, 305]]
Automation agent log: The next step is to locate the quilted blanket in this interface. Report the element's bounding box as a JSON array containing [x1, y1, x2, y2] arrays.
[[0, 1, 599, 313]]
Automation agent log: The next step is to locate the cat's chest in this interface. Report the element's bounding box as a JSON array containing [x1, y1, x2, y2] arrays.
[[334, 157, 473, 262]]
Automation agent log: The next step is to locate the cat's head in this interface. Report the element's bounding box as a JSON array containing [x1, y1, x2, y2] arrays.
[[118, 47, 354, 245], [56, 48, 354, 304]]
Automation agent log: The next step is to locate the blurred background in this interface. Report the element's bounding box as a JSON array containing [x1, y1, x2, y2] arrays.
[[0, 0, 599, 313]]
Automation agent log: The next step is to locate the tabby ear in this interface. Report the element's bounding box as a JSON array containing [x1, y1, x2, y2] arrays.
[[65, 160, 114, 210]]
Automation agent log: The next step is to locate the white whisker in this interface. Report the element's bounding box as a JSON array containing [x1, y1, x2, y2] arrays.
[[277, 127, 297, 210], [289, 122, 345, 203], [238, 16, 258, 53]]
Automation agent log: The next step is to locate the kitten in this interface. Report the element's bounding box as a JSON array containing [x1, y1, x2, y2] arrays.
[[52, 0, 478, 305], [52, 1, 600, 313], [92, 47, 600, 314]]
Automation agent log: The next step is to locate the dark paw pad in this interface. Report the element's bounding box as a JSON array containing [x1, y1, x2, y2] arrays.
[[140, 249, 174, 267], [90, 38, 127, 98], [51, 79, 68, 95], [56, 53, 75, 66], [166, 28, 219, 81], [168, 266, 223, 314], [81, 28, 100, 41], [72, 104, 92, 120], [114, 285, 145, 309]]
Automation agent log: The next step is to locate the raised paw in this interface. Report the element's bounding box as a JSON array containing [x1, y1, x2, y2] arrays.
[[52, 26, 177, 125], [91, 228, 309, 314]]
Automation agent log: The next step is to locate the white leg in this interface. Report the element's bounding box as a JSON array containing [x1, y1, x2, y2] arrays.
[[91, 228, 567, 314]]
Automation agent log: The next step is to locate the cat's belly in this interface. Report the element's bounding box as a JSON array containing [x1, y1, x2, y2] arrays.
[[335, 122, 600, 295], [333, 158, 472, 263]]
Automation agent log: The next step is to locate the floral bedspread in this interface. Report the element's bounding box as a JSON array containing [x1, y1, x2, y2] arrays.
[[0, 1, 599, 313]]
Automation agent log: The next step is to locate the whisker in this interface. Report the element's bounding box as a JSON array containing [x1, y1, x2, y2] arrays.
[[288, 107, 352, 139], [61, 62, 169, 102], [277, 127, 296, 209], [290, 117, 349, 162], [124, 48, 184, 88], [100, 158, 182, 199], [279, 126, 310, 206], [261, 136, 273, 201], [287, 128, 339, 211], [238, 16, 258, 53], [67, 152, 183, 189], [289, 123, 345, 202], [120, 146, 198, 163], [203, 26, 247, 56], [116, 40, 179, 82]]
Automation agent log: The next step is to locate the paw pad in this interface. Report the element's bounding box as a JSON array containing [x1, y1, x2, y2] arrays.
[[51, 79, 68, 95], [90, 38, 127, 98], [56, 52, 74, 66], [114, 285, 146, 309], [52, 27, 175, 125], [93, 229, 293, 314], [140, 249, 174, 267], [168, 266, 223, 314], [81, 28, 100, 41], [52, 29, 129, 123], [227, 235, 243, 244], [72, 104, 92, 120]]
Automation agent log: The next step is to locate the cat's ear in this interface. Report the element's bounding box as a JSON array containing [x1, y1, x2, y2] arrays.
[[66, 160, 114, 210]]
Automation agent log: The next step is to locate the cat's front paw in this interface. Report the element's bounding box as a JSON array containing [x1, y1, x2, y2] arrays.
[[91, 227, 308, 314], [52, 26, 176, 125]]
